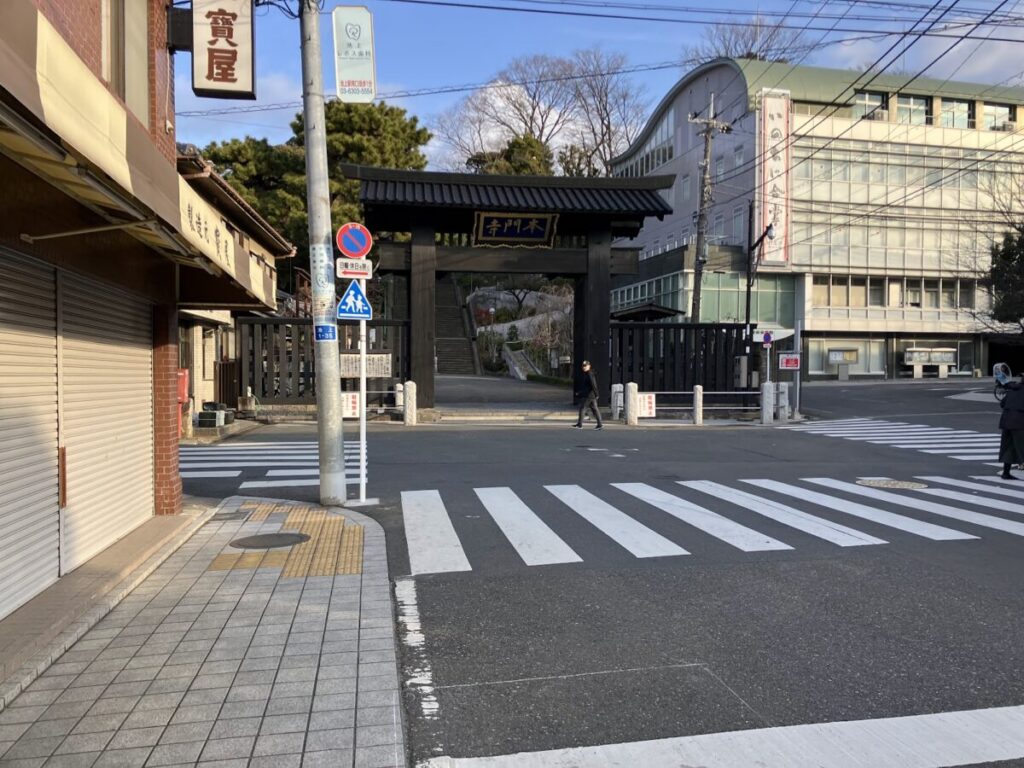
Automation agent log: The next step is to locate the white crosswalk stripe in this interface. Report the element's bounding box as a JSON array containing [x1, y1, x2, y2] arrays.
[[178, 440, 367, 489], [399, 474, 1024, 575], [782, 419, 1001, 464]]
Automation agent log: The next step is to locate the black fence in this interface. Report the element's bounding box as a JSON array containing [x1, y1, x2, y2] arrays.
[[237, 318, 410, 405], [609, 322, 749, 396]]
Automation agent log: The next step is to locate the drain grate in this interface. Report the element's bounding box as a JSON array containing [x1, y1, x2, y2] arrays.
[[229, 533, 310, 550], [856, 479, 928, 490]]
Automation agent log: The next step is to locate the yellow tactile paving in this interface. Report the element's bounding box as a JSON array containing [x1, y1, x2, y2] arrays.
[[207, 504, 363, 577]]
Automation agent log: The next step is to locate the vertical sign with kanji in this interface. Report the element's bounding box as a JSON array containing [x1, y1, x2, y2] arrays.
[[758, 89, 791, 264], [192, 0, 256, 100], [332, 7, 376, 103]]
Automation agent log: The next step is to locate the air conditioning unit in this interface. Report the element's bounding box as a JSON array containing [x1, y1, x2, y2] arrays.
[[998, 121, 1017, 132], [865, 109, 889, 121]]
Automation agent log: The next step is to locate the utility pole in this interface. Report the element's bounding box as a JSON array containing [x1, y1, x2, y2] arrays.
[[745, 199, 774, 389], [300, 0, 346, 505], [688, 93, 731, 323]]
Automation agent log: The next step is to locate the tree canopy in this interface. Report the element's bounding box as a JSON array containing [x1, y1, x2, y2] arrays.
[[990, 229, 1024, 332], [466, 135, 554, 176], [682, 15, 812, 64]]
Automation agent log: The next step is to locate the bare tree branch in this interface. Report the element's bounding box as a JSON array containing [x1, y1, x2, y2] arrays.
[[683, 14, 812, 64]]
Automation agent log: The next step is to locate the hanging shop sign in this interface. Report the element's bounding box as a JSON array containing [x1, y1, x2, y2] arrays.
[[192, 0, 256, 99], [473, 212, 558, 248], [333, 6, 376, 103], [758, 89, 790, 264]]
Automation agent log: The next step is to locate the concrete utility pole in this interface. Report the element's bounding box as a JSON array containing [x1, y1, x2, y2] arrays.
[[300, 0, 346, 505], [688, 93, 731, 323]]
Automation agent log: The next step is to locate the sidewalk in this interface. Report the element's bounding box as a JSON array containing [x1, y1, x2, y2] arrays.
[[0, 497, 404, 768]]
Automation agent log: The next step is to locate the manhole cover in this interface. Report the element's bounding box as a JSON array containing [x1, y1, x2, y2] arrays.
[[229, 533, 309, 550], [856, 479, 928, 490]]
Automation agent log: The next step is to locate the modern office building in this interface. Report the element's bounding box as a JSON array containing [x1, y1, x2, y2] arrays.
[[610, 57, 1024, 377]]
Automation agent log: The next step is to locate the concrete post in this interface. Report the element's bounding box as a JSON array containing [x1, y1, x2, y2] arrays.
[[776, 382, 790, 424], [404, 381, 417, 426], [395, 382, 404, 411], [693, 385, 704, 426], [625, 382, 639, 426], [761, 382, 774, 424], [611, 383, 624, 421]]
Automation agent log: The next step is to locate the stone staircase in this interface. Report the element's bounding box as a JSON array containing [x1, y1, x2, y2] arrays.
[[435, 276, 478, 375]]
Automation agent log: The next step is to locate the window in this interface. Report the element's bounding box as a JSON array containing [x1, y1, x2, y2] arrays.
[[888, 278, 904, 307], [868, 278, 884, 306], [896, 95, 931, 125], [812, 276, 829, 306], [733, 207, 745, 242], [941, 99, 973, 129], [103, 0, 149, 127], [983, 102, 1015, 130], [713, 213, 725, 239], [832, 276, 849, 307], [850, 277, 867, 307], [853, 91, 886, 119], [960, 281, 976, 309], [715, 156, 725, 181], [906, 280, 922, 307], [681, 174, 691, 201], [941, 281, 956, 309], [734, 145, 745, 169], [924, 280, 939, 308]]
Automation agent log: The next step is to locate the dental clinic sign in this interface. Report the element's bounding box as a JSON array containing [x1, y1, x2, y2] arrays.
[[333, 7, 376, 103], [192, 0, 256, 100]]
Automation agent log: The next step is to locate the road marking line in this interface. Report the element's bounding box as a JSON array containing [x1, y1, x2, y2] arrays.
[[475, 487, 582, 566], [180, 471, 241, 479], [179, 462, 321, 468], [546, 485, 689, 558], [781, 418, 876, 429], [238, 478, 364, 488], [265, 469, 365, 477], [918, 447, 1000, 454], [401, 490, 472, 575], [923, 476, 1024, 500], [806, 478, 1024, 537], [742, 480, 976, 541], [950, 455, 999, 461], [914, 486, 1024, 515], [613, 483, 792, 552], [970, 474, 1024, 487], [418, 703, 1024, 768], [680, 481, 887, 547]]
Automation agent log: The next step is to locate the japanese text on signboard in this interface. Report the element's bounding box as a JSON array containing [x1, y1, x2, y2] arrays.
[[759, 90, 790, 264], [192, 0, 255, 99], [473, 212, 558, 248], [332, 7, 376, 103]]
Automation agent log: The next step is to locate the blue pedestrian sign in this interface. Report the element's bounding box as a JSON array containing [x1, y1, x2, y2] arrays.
[[337, 280, 373, 321]]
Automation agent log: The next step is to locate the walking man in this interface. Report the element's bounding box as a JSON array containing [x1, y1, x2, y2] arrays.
[[574, 360, 603, 430], [999, 376, 1024, 479]]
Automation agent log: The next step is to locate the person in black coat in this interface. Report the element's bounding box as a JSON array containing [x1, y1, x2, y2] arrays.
[[998, 380, 1024, 479], [573, 360, 603, 430]]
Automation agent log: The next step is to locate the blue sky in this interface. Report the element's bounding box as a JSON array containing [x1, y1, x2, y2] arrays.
[[174, 1, 1016, 162]]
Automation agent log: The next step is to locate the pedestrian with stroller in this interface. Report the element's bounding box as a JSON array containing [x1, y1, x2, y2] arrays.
[[999, 377, 1024, 479], [574, 360, 603, 430]]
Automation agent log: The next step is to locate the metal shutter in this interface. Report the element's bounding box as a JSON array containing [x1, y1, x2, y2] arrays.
[[61, 275, 154, 571], [0, 253, 59, 620]]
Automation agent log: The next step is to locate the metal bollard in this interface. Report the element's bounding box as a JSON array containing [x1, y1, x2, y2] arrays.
[[404, 380, 417, 426], [625, 382, 639, 426], [760, 382, 774, 424], [693, 385, 704, 426], [611, 383, 624, 421]]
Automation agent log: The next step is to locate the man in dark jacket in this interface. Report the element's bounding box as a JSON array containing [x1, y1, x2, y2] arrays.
[[574, 360, 603, 430], [999, 380, 1024, 479]]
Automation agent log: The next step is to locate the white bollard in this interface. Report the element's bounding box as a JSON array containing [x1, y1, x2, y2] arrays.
[[625, 382, 639, 426], [395, 382, 404, 411], [693, 385, 704, 426], [611, 383, 624, 421], [776, 382, 790, 424], [760, 382, 774, 425], [404, 380, 417, 426]]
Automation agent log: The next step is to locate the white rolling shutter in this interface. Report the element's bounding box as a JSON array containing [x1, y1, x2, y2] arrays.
[[61, 275, 154, 571], [0, 253, 59, 620]]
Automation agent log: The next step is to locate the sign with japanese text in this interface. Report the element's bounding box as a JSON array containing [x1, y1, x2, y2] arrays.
[[333, 7, 376, 103], [473, 212, 558, 248], [758, 89, 790, 264], [342, 392, 361, 419], [638, 393, 657, 419], [340, 354, 392, 378], [336, 258, 373, 280], [192, 0, 255, 100], [778, 353, 800, 370]]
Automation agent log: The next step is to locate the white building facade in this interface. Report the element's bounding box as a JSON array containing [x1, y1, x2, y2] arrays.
[[611, 58, 1024, 377]]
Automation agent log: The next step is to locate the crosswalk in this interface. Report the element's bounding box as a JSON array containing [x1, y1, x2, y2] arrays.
[[400, 474, 1024, 575], [780, 418, 1002, 463], [179, 441, 366, 490]]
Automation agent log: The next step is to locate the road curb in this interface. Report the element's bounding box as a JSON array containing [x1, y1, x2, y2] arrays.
[[0, 498, 222, 712]]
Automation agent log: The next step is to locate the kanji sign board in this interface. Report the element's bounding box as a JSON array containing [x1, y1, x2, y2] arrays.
[[638, 393, 657, 419], [333, 7, 376, 103], [779, 353, 801, 370], [336, 258, 373, 280], [192, 0, 255, 99]]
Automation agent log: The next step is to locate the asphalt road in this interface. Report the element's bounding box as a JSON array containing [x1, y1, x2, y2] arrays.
[[183, 380, 1024, 766]]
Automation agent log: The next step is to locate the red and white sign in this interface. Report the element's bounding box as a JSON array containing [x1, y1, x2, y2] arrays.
[[638, 393, 657, 419], [192, 0, 256, 100], [779, 353, 801, 370], [336, 222, 373, 259], [342, 392, 361, 419], [336, 258, 373, 280]]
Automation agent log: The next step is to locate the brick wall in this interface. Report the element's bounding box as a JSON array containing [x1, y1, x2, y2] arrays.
[[153, 305, 182, 516], [34, 0, 103, 75]]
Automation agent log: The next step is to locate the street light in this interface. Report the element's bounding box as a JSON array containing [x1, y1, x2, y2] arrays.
[[745, 199, 775, 389]]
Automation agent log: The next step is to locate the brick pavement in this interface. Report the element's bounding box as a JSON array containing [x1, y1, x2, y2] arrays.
[[0, 497, 404, 768]]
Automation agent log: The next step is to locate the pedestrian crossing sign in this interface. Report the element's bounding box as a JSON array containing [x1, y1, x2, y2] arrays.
[[337, 280, 372, 321]]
